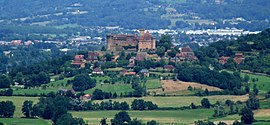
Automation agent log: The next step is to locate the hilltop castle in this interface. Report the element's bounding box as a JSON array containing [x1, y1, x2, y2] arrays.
[[106, 29, 156, 52]]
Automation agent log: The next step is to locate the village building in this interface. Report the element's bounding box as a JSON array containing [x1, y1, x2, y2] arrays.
[[71, 55, 86, 68], [120, 70, 136, 76], [11, 40, 22, 45], [177, 46, 197, 61], [164, 65, 175, 71], [136, 52, 148, 61], [106, 34, 138, 51], [219, 56, 230, 65], [80, 94, 92, 101], [139, 69, 150, 77], [88, 51, 99, 62], [106, 29, 156, 52], [92, 67, 104, 75], [233, 53, 245, 64], [138, 29, 156, 52]]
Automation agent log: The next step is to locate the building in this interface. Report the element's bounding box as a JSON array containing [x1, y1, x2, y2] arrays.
[[106, 29, 156, 52], [92, 67, 104, 75], [136, 52, 148, 61], [164, 65, 175, 71], [219, 56, 230, 65], [138, 29, 156, 51], [233, 53, 245, 64], [88, 51, 99, 62], [140, 69, 150, 77], [106, 34, 138, 51], [71, 55, 86, 68], [177, 46, 197, 61]]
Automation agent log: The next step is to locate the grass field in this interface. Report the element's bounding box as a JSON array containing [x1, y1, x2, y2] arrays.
[[95, 95, 248, 108], [71, 109, 213, 125], [0, 96, 39, 117], [13, 77, 73, 95], [84, 83, 133, 95], [145, 78, 162, 89], [242, 73, 270, 93], [0, 118, 51, 125]]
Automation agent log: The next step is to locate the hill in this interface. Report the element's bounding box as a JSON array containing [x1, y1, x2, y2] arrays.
[[0, 0, 269, 30], [197, 28, 270, 74]]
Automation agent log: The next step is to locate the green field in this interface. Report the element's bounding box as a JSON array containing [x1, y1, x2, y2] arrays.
[[95, 95, 248, 108], [84, 83, 133, 95], [243, 73, 270, 93], [145, 78, 162, 89], [0, 96, 39, 117], [0, 118, 51, 125], [13, 77, 73, 95], [71, 109, 213, 125]]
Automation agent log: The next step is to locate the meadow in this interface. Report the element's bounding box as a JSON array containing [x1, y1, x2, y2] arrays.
[[0, 118, 51, 125], [71, 109, 213, 125], [95, 95, 249, 108], [0, 96, 39, 117], [242, 73, 270, 93], [12, 77, 74, 95]]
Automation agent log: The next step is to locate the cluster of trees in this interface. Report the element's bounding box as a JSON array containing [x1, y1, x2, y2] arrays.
[[0, 88, 13, 96], [0, 74, 12, 88], [9, 55, 72, 87], [176, 64, 243, 93], [0, 101, 15, 118], [71, 74, 96, 91], [22, 96, 85, 124], [92, 89, 118, 100], [131, 99, 158, 110], [108, 111, 158, 125]]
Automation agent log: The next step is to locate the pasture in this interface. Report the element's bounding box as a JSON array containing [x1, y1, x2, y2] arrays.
[[95, 95, 249, 108], [243, 73, 270, 93], [84, 83, 133, 95], [71, 109, 213, 125], [0, 96, 39, 117], [0, 118, 50, 125], [12, 77, 73, 95]]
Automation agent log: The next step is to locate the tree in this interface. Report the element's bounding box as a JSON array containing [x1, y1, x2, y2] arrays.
[[201, 98, 211, 108], [246, 94, 260, 110], [100, 118, 107, 125], [240, 107, 254, 124], [22, 100, 33, 118], [156, 46, 165, 57], [147, 120, 158, 125], [101, 46, 106, 51], [92, 89, 104, 100], [0, 74, 12, 88], [190, 103, 197, 109], [55, 113, 86, 125], [0, 101, 15, 118], [72, 74, 96, 91], [167, 49, 177, 58], [111, 111, 131, 125]]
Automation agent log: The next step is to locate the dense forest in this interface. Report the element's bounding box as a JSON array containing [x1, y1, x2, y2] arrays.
[[0, 0, 269, 30]]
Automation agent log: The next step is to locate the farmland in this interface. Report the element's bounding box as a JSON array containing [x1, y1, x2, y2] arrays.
[[0, 118, 51, 125], [0, 96, 39, 117], [71, 109, 213, 125], [95, 95, 249, 108]]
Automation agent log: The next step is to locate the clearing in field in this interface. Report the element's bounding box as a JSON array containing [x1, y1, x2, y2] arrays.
[[149, 80, 222, 95]]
